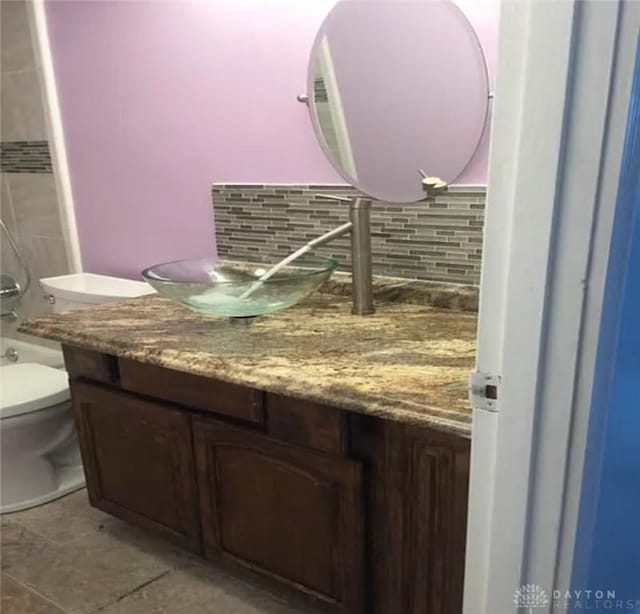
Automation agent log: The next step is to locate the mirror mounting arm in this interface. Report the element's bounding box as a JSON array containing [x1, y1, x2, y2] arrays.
[[418, 169, 449, 199]]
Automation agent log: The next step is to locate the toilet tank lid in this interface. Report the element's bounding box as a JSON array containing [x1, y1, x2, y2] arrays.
[[0, 364, 70, 419], [40, 273, 155, 303]]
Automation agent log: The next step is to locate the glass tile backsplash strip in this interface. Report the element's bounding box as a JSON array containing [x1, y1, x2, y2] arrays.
[[0, 141, 52, 173], [213, 184, 485, 285]]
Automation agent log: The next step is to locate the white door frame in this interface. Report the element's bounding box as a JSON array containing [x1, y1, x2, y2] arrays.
[[464, 1, 640, 612]]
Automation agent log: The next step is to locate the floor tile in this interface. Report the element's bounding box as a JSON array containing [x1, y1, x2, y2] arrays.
[[3, 490, 109, 546], [1, 519, 50, 568], [99, 561, 316, 614], [0, 575, 65, 614], [1, 518, 172, 614], [4, 490, 197, 569], [2, 490, 321, 613]]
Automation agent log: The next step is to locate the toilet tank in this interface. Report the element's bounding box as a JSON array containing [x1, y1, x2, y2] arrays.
[[40, 273, 155, 312]]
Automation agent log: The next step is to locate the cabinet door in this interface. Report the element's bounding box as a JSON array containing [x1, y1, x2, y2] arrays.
[[71, 381, 201, 551], [192, 417, 364, 613], [351, 418, 470, 614], [403, 426, 470, 614]]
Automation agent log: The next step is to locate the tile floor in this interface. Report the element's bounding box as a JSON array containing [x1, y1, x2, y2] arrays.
[[1, 489, 320, 613]]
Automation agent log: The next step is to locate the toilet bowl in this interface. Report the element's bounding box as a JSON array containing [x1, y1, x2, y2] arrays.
[[0, 273, 154, 514], [0, 363, 81, 513]]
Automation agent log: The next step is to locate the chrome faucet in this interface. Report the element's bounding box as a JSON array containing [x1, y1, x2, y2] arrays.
[[257, 175, 448, 318], [0, 218, 31, 320], [1, 274, 21, 320], [236, 194, 373, 316], [314, 194, 374, 315], [313, 174, 449, 315]]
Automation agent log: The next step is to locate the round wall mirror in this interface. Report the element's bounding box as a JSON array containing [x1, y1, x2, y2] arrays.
[[307, 0, 490, 203]]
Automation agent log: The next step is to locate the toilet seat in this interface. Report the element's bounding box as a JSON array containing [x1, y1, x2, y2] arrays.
[[0, 363, 70, 419]]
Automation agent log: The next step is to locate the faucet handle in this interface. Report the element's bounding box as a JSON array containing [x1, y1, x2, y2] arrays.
[[315, 193, 353, 203]]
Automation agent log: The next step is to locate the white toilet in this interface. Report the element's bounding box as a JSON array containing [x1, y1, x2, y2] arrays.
[[0, 273, 154, 514]]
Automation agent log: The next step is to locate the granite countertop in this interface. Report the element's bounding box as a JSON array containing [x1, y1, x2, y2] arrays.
[[19, 287, 477, 437]]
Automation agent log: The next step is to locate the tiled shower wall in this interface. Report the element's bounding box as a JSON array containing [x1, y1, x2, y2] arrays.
[[213, 184, 485, 284], [0, 0, 71, 336]]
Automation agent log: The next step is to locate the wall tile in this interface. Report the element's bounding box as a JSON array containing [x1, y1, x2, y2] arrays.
[[7, 232, 70, 323], [1, 214, 69, 329], [0, 0, 68, 330], [16, 233, 69, 279], [213, 184, 485, 285], [1, 175, 67, 325], [5, 173, 63, 238], [0, 173, 16, 231], [11, 281, 53, 321], [0, 222, 22, 285], [1, 70, 47, 141], [0, 0, 37, 74]]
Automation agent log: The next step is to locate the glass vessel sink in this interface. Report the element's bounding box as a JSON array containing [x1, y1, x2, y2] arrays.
[[141, 256, 338, 319]]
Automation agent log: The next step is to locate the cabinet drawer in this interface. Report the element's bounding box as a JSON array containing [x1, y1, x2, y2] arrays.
[[266, 393, 347, 455], [119, 358, 263, 423], [63, 345, 118, 384]]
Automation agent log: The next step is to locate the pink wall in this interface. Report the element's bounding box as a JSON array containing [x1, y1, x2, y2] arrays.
[[46, 0, 499, 278]]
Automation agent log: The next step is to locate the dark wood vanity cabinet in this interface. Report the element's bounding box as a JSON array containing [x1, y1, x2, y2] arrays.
[[193, 417, 363, 612], [70, 380, 201, 551], [349, 418, 471, 614], [404, 428, 470, 614], [65, 345, 469, 614]]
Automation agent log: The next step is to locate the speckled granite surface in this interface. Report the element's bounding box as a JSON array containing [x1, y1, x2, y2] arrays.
[[321, 271, 479, 312], [19, 292, 477, 437], [219, 260, 480, 312]]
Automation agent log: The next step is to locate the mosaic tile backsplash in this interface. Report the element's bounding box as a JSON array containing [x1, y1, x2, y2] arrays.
[[0, 141, 52, 173], [213, 184, 485, 285]]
